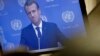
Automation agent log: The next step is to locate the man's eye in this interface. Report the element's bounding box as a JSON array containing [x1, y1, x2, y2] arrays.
[[32, 10, 36, 12]]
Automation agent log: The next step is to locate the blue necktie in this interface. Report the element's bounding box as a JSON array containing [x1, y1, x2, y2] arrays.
[[36, 27, 41, 38]]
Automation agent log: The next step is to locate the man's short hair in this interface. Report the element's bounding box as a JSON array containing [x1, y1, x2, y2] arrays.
[[24, 0, 39, 9]]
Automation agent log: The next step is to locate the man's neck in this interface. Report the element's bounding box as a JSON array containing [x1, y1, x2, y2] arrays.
[[33, 20, 42, 26], [32, 21, 42, 27]]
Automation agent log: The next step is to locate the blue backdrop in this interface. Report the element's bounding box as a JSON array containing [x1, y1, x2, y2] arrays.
[[0, 0, 86, 51]]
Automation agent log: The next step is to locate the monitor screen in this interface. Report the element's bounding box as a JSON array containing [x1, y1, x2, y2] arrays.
[[0, 0, 87, 53]]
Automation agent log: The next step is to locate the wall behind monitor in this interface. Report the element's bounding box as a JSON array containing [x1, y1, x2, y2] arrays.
[[85, 0, 100, 15]]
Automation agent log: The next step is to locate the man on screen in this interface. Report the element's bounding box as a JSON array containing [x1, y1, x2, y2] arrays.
[[20, 0, 66, 50]]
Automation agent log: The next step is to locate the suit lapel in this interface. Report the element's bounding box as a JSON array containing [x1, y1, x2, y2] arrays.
[[29, 24, 37, 39], [42, 21, 47, 38], [29, 22, 47, 38]]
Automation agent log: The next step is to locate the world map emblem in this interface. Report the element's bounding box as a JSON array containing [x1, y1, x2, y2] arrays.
[[40, 15, 48, 22], [11, 19, 22, 31], [62, 11, 75, 23], [18, 0, 26, 7]]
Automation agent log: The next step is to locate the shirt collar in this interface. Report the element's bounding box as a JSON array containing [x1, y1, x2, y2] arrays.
[[32, 21, 42, 29]]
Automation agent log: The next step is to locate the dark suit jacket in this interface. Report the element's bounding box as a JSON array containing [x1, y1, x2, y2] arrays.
[[20, 21, 65, 50]]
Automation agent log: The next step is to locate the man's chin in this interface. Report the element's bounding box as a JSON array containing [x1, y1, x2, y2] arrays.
[[32, 21, 39, 25]]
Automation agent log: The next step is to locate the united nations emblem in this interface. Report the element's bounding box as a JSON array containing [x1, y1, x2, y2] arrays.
[[40, 15, 48, 22], [18, 0, 26, 7], [62, 10, 75, 23], [11, 19, 22, 31], [0, 0, 5, 11]]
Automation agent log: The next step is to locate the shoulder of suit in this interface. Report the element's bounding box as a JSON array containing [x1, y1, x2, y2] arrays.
[[43, 21, 57, 26], [22, 24, 32, 31]]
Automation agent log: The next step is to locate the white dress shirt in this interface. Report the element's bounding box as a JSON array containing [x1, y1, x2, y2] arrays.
[[32, 21, 42, 37]]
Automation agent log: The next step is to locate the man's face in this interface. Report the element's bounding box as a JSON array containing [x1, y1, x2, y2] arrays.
[[25, 3, 41, 25]]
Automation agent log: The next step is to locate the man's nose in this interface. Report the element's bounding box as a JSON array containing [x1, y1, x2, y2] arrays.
[[30, 12, 34, 16]]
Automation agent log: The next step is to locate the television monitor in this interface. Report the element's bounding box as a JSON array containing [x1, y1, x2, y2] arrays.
[[0, 0, 88, 54]]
